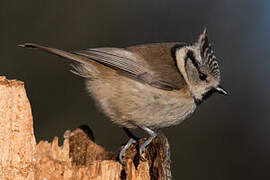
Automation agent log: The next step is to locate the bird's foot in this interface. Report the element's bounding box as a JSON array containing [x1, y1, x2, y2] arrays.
[[139, 126, 157, 157], [119, 138, 136, 164], [120, 126, 157, 163]]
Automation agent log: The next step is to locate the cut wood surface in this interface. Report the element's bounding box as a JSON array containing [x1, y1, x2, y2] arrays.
[[0, 76, 172, 180]]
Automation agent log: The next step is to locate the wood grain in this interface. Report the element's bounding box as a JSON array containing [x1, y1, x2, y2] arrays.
[[0, 76, 172, 180]]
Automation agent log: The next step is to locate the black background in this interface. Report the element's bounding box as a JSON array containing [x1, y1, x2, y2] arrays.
[[1, 0, 270, 179]]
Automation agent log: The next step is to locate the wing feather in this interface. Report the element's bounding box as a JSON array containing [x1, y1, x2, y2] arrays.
[[20, 43, 185, 91], [73, 47, 181, 90]]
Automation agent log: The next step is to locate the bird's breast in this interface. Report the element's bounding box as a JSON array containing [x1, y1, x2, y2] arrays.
[[88, 75, 196, 129]]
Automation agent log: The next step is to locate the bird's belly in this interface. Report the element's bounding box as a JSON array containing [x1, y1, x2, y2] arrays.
[[88, 78, 196, 129], [128, 92, 197, 129]]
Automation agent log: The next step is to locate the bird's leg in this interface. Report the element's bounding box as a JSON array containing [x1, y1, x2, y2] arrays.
[[123, 127, 139, 141], [119, 128, 138, 164], [139, 126, 157, 156], [119, 138, 136, 164], [119, 127, 157, 162]]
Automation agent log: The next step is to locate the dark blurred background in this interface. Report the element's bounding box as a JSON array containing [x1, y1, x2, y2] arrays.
[[1, 0, 270, 179]]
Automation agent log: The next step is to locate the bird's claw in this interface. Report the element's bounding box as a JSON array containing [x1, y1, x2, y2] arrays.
[[119, 138, 136, 164]]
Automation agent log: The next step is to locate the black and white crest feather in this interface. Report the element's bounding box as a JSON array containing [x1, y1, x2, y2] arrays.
[[199, 29, 220, 80]]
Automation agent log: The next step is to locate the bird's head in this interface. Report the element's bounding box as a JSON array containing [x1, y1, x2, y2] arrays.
[[174, 29, 227, 104]]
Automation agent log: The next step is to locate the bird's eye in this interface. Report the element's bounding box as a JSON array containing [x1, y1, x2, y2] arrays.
[[199, 73, 207, 81]]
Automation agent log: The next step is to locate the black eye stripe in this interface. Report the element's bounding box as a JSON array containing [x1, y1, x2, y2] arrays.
[[185, 50, 198, 70], [185, 50, 207, 81], [171, 43, 187, 63], [199, 73, 207, 81]]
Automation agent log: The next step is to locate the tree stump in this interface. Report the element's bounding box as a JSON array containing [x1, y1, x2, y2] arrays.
[[0, 76, 172, 180]]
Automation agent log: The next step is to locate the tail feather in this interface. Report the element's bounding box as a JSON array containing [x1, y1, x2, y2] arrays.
[[19, 43, 101, 78], [18, 43, 92, 65]]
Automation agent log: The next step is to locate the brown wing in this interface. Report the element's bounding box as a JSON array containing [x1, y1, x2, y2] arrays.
[[20, 42, 186, 91], [126, 42, 187, 90], [73, 44, 186, 90]]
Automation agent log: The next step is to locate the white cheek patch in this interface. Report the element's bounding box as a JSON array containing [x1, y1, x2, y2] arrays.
[[175, 48, 189, 85]]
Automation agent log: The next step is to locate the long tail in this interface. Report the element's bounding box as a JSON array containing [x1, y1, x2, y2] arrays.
[[18, 43, 91, 65]]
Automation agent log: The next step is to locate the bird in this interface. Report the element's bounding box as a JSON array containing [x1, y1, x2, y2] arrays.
[[19, 29, 227, 163]]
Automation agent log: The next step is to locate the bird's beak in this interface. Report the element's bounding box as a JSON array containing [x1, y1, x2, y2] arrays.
[[215, 85, 228, 95]]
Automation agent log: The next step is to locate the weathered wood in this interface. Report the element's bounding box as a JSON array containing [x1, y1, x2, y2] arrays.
[[0, 76, 36, 180], [0, 76, 172, 180]]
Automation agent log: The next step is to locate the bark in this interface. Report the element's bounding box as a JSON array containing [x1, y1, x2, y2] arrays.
[[0, 76, 172, 180]]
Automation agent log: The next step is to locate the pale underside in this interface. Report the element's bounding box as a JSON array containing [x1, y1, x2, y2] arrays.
[[72, 43, 197, 129]]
